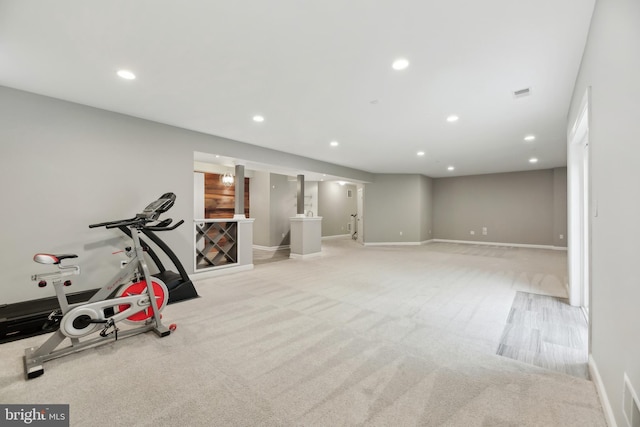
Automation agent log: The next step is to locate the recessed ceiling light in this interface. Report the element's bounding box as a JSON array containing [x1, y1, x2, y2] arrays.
[[330, 141, 339, 147], [417, 151, 425, 156], [117, 70, 136, 80], [447, 166, 455, 171], [446, 115, 459, 122], [392, 58, 409, 70], [524, 135, 536, 141], [252, 115, 265, 122], [529, 157, 539, 164]]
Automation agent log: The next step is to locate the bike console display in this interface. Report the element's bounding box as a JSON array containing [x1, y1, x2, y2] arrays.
[[139, 192, 176, 220]]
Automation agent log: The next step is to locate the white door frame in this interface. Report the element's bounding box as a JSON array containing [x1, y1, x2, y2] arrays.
[[567, 88, 591, 317]]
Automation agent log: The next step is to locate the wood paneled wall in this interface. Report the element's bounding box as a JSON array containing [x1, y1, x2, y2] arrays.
[[203, 173, 250, 218]]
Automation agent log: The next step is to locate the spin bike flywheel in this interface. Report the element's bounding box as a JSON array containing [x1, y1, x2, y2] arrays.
[[58, 279, 169, 338], [116, 279, 169, 323]]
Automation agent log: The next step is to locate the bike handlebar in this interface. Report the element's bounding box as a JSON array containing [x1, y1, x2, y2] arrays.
[[89, 217, 136, 229], [105, 218, 148, 229], [95, 217, 183, 231], [146, 219, 184, 231], [89, 193, 182, 232]]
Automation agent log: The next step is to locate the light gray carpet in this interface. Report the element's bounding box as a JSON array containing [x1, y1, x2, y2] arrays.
[[0, 239, 605, 426]]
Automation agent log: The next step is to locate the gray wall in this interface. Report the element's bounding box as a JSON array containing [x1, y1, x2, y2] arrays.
[[0, 86, 372, 304], [432, 169, 565, 246], [552, 168, 568, 247], [363, 175, 424, 243], [249, 170, 271, 247], [248, 172, 296, 248], [362, 170, 564, 246], [419, 175, 434, 242], [304, 181, 319, 217], [0, 88, 192, 305], [568, 0, 640, 423], [269, 174, 296, 247], [318, 182, 357, 237], [251, 174, 321, 247]]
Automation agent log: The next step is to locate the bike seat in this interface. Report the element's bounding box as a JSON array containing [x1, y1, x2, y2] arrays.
[[33, 253, 78, 265]]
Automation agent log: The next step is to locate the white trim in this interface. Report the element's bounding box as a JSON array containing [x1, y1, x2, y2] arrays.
[[364, 241, 422, 246], [289, 252, 322, 260], [190, 263, 254, 281], [567, 87, 591, 308], [569, 89, 590, 142], [290, 216, 323, 222], [322, 234, 351, 240], [589, 355, 617, 427], [433, 239, 567, 250], [581, 306, 589, 324], [363, 239, 567, 250], [253, 244, 290, 251], [623, 373, 640, 427]]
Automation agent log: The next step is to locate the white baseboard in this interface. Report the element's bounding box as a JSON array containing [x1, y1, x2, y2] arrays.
[[589, 354, 617, 427], [432, 239, 568, 251], [190, 263, 254, 281], [364, 241, 423, 246], [289, 252, 322, 260], [253, 244, 290, 251], [363, 239, 565, 250], [322, 234, 351, 240]]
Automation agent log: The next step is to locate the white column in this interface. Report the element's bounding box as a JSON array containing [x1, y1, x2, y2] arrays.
[[289, 216, 323, 259]]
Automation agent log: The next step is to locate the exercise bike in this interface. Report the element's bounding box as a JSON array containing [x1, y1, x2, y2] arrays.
[[24, 193, 181, 379]]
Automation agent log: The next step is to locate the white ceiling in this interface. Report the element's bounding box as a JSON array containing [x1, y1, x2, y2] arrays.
[[0, 0, 595, 178]]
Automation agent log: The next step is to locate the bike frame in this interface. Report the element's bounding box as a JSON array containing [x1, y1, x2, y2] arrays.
[[24, 227, 170, 378]]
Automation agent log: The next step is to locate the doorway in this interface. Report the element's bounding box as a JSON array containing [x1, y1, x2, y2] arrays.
[[568, 88, 591, 320]]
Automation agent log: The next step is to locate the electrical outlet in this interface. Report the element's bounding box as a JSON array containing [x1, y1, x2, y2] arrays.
[[281, 232, 285, 238], [482, 227, 488, 235], [560, 234, 564, 240], [470, 230, 475, 235], [399, 231, 403, 236]]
